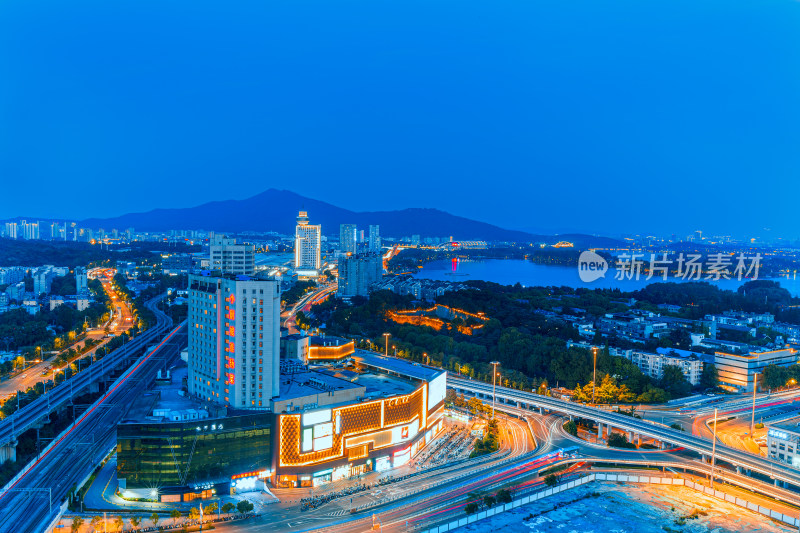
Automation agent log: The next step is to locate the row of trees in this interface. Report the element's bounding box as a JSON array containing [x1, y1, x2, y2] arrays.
[[571, 374, 636, 404], [0, 276, 110, 357], [0, 342, 118, 418], [464, 487, 513, 514], [761, 364, 800, 391], [317, 275, 759, 405], [282, 280, 317, 308], [569, 365, 718, 405], [71, 500, 254, 532], [323, 290, 707, 403]]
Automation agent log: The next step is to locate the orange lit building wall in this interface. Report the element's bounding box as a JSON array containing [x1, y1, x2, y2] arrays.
[[278, 386, 429, 467], [385, 311, 445, 331], [386, 305, 489, 335], [307, 340, 356, 361]]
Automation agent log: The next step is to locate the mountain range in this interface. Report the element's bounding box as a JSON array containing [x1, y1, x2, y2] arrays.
[[72, 189, 621, 246]]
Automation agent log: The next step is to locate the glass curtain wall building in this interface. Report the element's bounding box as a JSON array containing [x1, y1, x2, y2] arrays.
[[117, 413, 272, 500]]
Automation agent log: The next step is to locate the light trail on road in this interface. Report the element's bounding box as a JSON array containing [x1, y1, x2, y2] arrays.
[[0, 307, 183, 533]]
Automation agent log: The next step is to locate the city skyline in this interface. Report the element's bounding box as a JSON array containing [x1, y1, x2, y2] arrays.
[[1, 187, 797, 243]]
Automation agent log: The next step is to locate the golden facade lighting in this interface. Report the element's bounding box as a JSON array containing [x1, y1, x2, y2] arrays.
[[278, 387, 431, 467]]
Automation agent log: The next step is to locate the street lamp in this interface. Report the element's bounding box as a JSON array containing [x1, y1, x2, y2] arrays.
[[382, 333, 390, 357], [423, 352, 428, 365], [710, 407, 718, 489], [490, 361, 500, 420], [591, 347, 598, 404], [751, 372, 759, 434]]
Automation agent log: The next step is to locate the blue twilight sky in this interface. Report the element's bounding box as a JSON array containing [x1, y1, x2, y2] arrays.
[[1, 0, 798, 239]]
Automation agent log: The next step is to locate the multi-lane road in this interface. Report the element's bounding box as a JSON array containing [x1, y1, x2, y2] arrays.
[[283, 283, 336, 334], [43, 362, 800, 533], [208, 403, 694, 533], [0, 296, 171, 450], [0, 315, 185, 533], [0, 268, 134, 402], [449, 376, 800, 491], [210, 414, 539, 533]]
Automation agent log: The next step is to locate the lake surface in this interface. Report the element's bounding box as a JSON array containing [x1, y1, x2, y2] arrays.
[[410, 258, 800, 297]]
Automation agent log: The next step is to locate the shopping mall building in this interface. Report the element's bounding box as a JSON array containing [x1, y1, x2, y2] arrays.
[[272, 351, 446, 488], [116, 273, 445, 501]]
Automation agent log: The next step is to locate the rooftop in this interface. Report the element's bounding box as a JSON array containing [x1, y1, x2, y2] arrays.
[[121, 362, 208, 423], [656, 347, 714, 364], [353, 372, 416, 398], [277, 370, 364, 402], [309, 335, 351, 347], [352, 350, 444, 382], [769, 419, 800, 436]]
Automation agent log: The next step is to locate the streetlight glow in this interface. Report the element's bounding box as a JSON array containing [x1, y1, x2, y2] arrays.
[[711, 407, 718, 489], [490, 361, 500, 420], [382, 333, 390, 357], [592, 347, 598, 404]]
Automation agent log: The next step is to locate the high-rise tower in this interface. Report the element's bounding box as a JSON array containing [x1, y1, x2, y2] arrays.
[[294, 211, 321, 273]]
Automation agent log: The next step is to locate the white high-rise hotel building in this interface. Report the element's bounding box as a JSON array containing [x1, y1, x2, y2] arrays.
[[294, 211, 321, 273], [188, 272, 281, 409]]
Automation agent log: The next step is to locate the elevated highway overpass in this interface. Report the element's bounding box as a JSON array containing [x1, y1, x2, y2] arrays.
[[449, 375, 800, 490], [0, 295, 173, 459]]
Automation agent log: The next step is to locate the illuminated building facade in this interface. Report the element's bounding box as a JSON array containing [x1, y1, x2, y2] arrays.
[[188, 272, 281, 408], [294, 211, 321, 273], [272, 353, 446, 487], [117, 348, 446, 497], [339, 223, 357, 255], [386, 304, 489, 335], [117, 412, 272, 500], [715, 348, 798, 392], [21, 220, 40, 240], [307, 335, 355, 362]]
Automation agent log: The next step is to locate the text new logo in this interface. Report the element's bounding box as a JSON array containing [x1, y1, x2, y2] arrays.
[[578, 251, 608, 283]]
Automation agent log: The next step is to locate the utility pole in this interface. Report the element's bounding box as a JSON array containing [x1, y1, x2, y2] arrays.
[[490, 361, 500, 420], [751, 372, 759, 434], [592, 346, 598, 404], [710, 408, 718, 489]]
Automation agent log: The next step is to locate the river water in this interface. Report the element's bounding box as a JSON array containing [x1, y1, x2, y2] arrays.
[[410, 258, 800, 297]]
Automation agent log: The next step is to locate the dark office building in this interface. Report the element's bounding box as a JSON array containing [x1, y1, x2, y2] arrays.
[[117, 412, 272, 501]]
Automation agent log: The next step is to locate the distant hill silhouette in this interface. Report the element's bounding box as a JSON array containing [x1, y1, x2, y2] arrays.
[[80, 189, 532, 241], [79, 189, 623, 245]]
